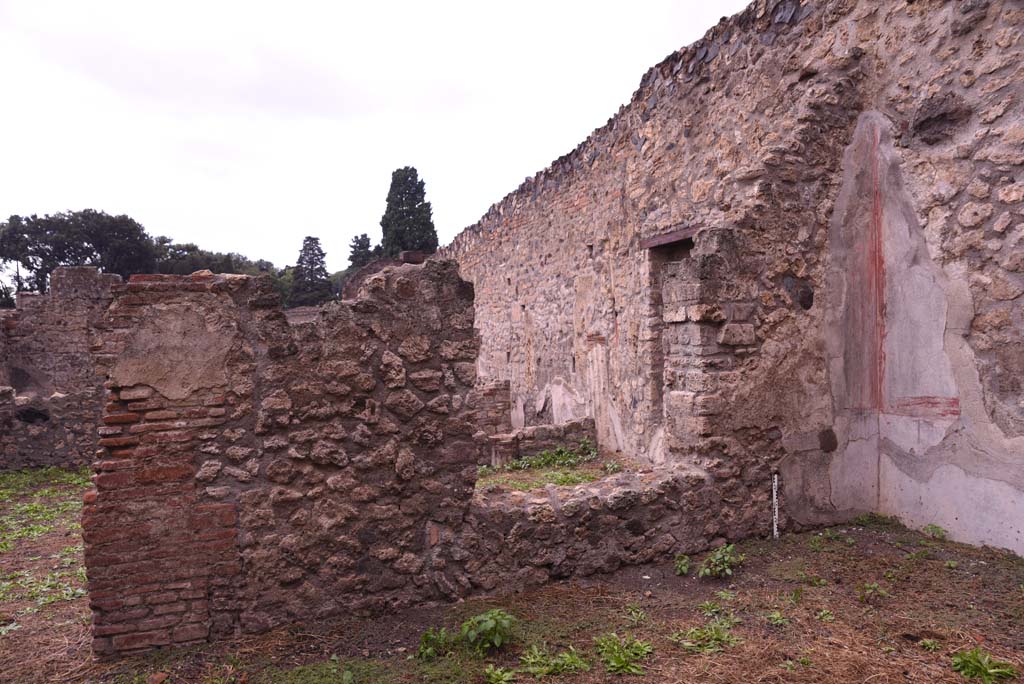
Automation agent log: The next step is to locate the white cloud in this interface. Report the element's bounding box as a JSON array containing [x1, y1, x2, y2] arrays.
[[0, 0, 749, 271]]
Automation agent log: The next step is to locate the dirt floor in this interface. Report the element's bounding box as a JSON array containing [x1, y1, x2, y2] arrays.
[[1, 468, 1022, 684]]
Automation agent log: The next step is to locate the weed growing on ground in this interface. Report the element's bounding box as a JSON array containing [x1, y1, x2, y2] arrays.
[[594, 633, 653, 675], [853, 513, 903, 530], [674, 554, 691, 576], [519, 644, 589, 676], [783, 656, 813, 671], [920, 639, 941, 652], [951, 647, 1018, 683], [624, 604, 646, 626], [670, 617, 741, 654], [858, 582, 890, 603], [715, 590, 736, 601], [698, 601, 721, 617], [796, 570, 828, 587], [460, 609, 515, 653], [603, 461, 623, 474], [482, 665, 515, 684], [922, 524, 948, 540], [699, 545, 744, 579], [765, 611, 789, 627], [946, 560, 959, 569], [505, 440, 598, 471], [416, 627, 455, 660], [815, 609, 835, 622]]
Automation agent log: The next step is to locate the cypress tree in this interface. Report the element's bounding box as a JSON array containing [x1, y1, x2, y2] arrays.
[[380, 166, 438, 257], [288, 236, 333, 307], [348, 233, 374, 268]]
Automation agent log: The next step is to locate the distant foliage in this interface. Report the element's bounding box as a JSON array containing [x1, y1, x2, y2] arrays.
[[0, 210, 157, 292], [0, 209, 292, 301], [0, 281, 13, 308], [289, 236, 334, 307], [380, 166, 438, 257]]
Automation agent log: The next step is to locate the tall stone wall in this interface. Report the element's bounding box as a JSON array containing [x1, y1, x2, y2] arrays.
[[83, 263, 483, 655], [443, 0, 1024, 554], [0, 267, 120, 469]]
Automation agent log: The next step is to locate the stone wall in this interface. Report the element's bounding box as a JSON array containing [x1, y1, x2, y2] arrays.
[[443, 0, 1024, 555], [0, 267, 120, 469], [83, 262, 482, 655]]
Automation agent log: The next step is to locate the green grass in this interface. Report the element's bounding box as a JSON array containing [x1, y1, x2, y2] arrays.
[[0, 467, 90, 502], [476, 441, 604, 491], [0, 466, 89, 555], [255, 657, 392, 684]]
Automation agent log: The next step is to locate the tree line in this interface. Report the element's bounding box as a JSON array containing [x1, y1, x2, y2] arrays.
[[0, 165, 437, 308]]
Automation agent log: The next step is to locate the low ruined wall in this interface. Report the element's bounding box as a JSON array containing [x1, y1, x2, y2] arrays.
[[83, 262, 481, 655], [452, 465, 773, 592], [488, 417, 596, 467], [0, 267, 119, 470]]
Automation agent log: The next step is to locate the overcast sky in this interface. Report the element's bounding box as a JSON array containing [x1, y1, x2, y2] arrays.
[[0, 0, 749, 272]]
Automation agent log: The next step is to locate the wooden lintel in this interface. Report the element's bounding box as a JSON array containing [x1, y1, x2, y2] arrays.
[[639, 225, 698, 250]]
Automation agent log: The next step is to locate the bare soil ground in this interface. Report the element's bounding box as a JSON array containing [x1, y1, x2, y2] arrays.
[[1, 468, 1022, 684]]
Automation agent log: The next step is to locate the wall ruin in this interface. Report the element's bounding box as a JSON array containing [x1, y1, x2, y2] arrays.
[[0, 267, 120, 469], [83, 263, 483, 654], [443, 0, 1024, 555]]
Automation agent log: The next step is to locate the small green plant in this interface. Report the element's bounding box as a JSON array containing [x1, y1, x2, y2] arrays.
[[815, 609, 835, 622], [698, 544, 745, 579], [416, 626, 455, 660], [624, 603, 647, 626], [808, 536, 825, 552], [797, 571, 828, 587], [853, 512, 902, 529], [788, 587, 804, 605], [766, 610, 789, 627], [844, 536, 857, 546], [593, 633, 653, 675], [505, 441, 598, 471], [673, 554, 691, 576], [946, 560, 959, 569], [603, 461, 623, 474], [670, 618, 741, 654], [519, 644, 590, 677], [783, 655, 813, 670], [951, 647, 1018, 683], [698, 601, 722, 617], [922, 524, 948, 540], [715, 590, 736, 601], [858, 581, 890, 603], [460, 609, 515, 653], [483, 664, 516, 684], [920, 638, 941, 652]]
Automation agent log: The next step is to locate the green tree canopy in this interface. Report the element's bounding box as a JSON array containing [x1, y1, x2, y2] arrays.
[[380, 166, 438, 257], [0, 210, 157, 292], [348, 233, 374, 268], [288, 236, 333, 307]]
